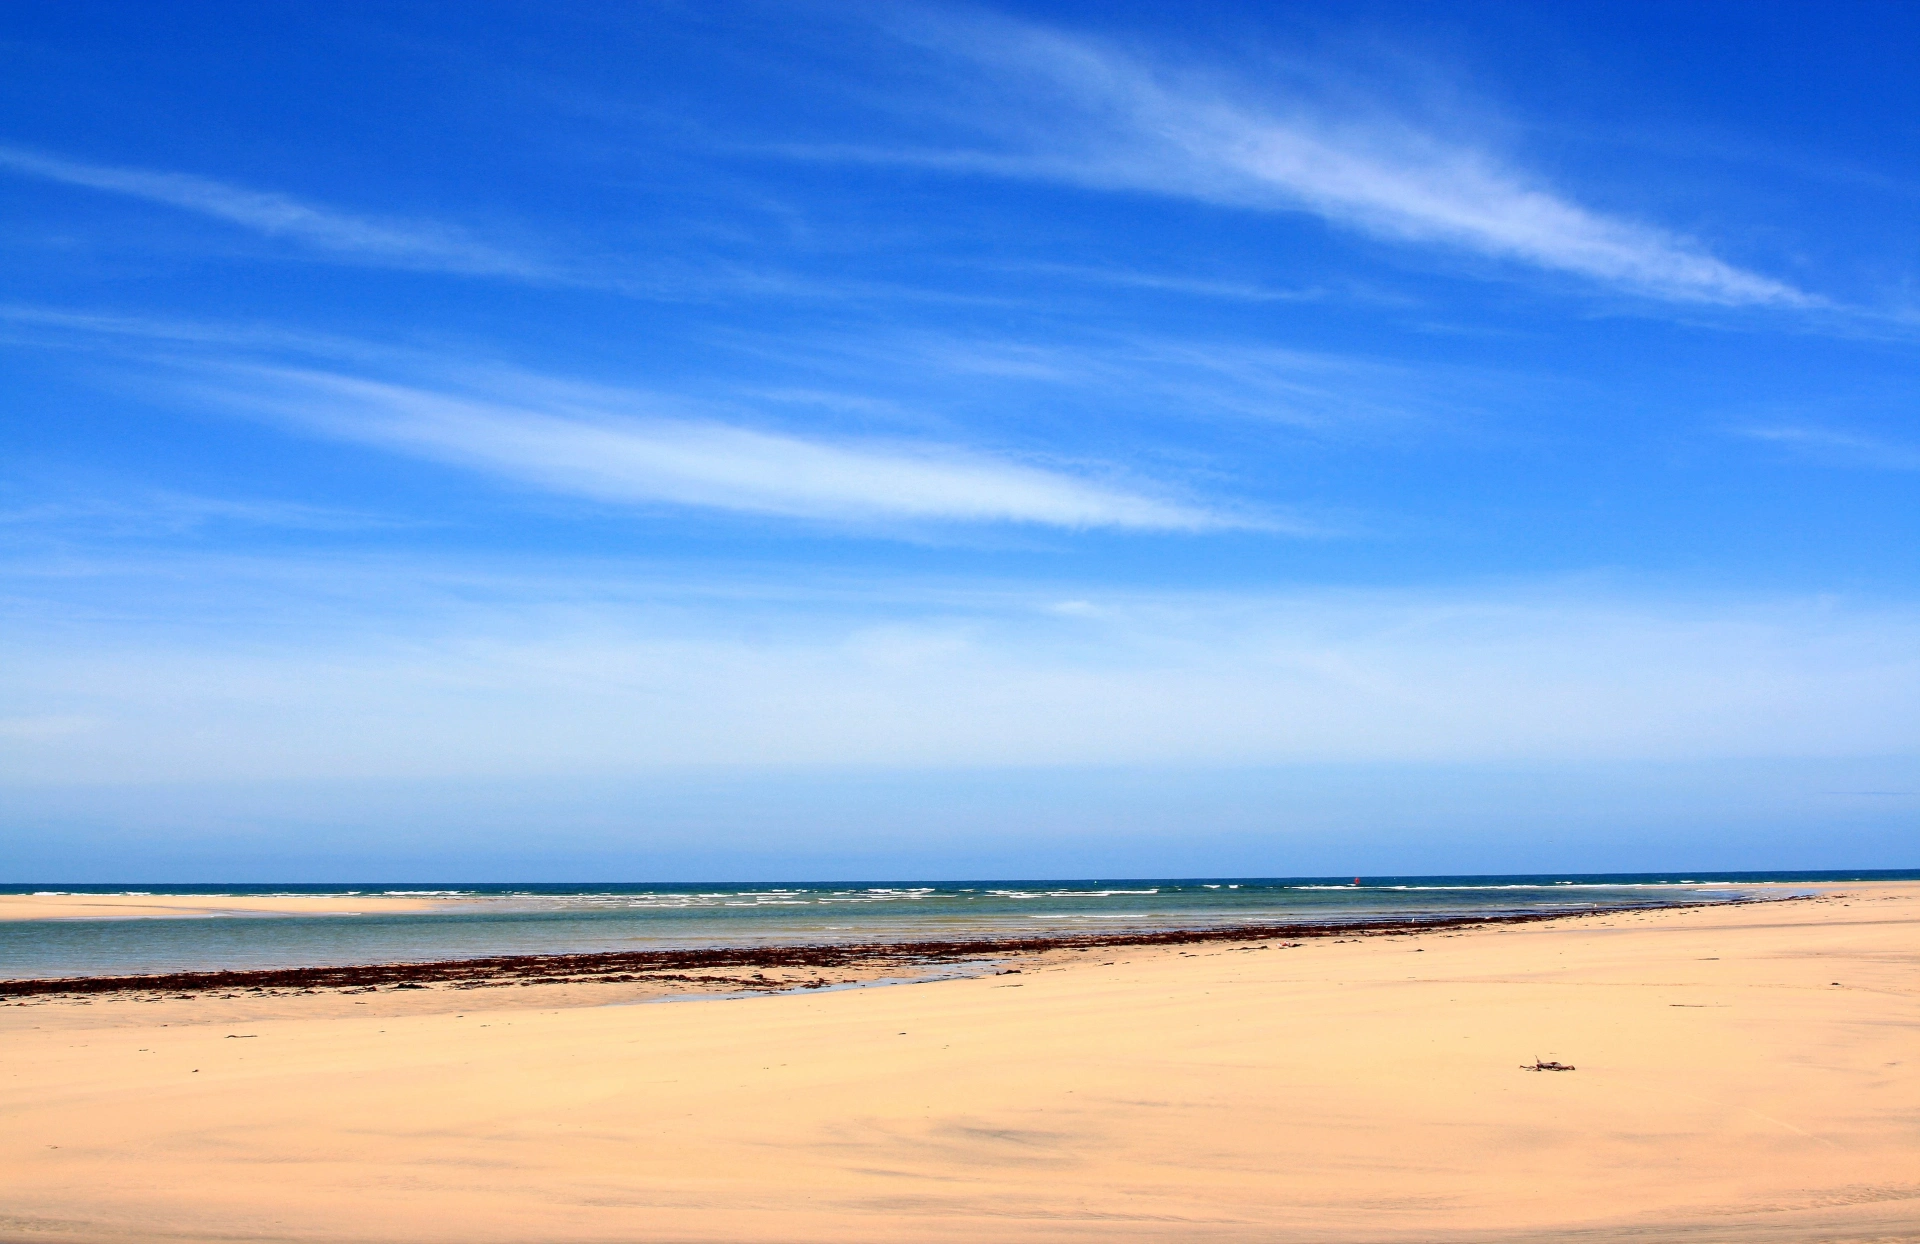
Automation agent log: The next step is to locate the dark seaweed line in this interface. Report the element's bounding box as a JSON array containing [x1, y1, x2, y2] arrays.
[[0, 900, 1746, 998]]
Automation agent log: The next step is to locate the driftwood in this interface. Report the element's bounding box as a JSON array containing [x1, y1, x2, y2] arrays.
[[1522, 1059, 1576, 1072]]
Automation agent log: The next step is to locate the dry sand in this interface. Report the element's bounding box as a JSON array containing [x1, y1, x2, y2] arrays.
[[2, 884, 1915, 1243], [0, 893, 452, 921]]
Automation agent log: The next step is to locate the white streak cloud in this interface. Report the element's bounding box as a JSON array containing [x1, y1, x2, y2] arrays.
[[0, 144, 543, 278], [850, 18, 1806, 306], [218, 367, 1234, 530]]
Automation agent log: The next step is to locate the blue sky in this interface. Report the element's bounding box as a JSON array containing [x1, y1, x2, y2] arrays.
[[3, 1, 1917, 879]]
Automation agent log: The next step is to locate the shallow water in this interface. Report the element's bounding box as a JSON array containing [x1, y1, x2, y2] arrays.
[[3, 870, 1909, 979]]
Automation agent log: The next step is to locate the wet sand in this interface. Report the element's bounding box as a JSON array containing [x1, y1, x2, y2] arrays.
[[0, 905, 1641, 999], [2, 884, 1915, 1242]]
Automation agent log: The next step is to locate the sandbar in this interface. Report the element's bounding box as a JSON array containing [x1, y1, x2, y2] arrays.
[[2, 883, 1915, 1242], [0, 892, 454, 921]]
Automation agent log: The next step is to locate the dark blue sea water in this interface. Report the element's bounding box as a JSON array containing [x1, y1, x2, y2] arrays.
[[3, 871, 1912, 980]]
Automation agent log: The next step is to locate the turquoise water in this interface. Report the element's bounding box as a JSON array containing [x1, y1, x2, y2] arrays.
[[3, 871, 1911, 980]]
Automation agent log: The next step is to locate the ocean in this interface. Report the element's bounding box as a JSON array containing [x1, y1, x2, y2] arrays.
[[4, 871, 1912, 981]]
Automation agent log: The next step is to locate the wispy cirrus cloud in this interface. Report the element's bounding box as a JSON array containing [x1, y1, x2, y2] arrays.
[[0, 302, 401, 362], [824, 15, 1808, 307], [0, 491, 407, 538], [205, 366, 1244, 532], [995, 261, 1330, 303], [738, 326, 1471, 434], [1739, 425, 1920, 470], [0, 144, 547, 278]]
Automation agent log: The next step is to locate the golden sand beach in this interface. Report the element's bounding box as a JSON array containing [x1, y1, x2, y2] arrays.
[[2, 884, 1915, 1243]]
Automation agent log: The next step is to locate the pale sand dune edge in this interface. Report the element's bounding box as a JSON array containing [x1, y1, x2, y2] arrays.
[[2, 884, 1915, 1243]]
